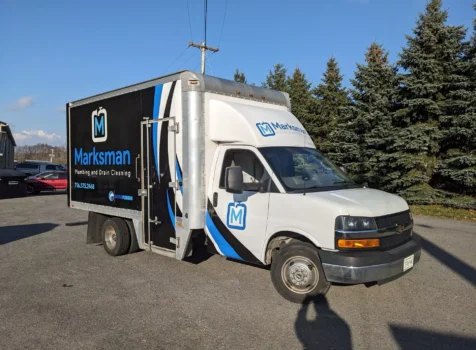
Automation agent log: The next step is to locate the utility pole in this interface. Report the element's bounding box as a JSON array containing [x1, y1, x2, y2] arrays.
[[49, 149, 55, 163], [188, 41, 219, 74]]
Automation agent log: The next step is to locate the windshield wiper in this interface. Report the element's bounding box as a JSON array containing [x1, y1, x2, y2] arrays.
[[333, 181, 353, 185]]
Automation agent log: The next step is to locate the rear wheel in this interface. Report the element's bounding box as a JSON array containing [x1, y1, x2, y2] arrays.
[[102, 218, 131, 256], [270, 241, 330, 303], [125, 220, 139, 254]]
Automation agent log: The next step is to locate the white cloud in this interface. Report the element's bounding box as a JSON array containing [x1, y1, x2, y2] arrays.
[[7, 96, 35, 111], [13, 130, 63, 145], [55, 106, 66, 112]]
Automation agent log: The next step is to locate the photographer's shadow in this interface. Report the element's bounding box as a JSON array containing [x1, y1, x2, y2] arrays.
[[295, 296, 352, 350]]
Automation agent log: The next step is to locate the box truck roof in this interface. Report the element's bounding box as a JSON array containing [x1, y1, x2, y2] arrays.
[[69, 71, 290, 109]]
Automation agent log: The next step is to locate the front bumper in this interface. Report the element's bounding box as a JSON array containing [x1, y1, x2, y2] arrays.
[[319, 238, 421, 284]]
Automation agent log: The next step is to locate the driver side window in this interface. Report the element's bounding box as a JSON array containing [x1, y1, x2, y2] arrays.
[[219, 149, 271, 192]]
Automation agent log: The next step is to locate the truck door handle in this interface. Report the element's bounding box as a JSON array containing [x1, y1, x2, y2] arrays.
[[213, 192, 218, 207]]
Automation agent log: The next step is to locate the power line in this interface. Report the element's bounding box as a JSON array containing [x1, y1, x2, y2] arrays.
[[217, 0, 228, 48], [206, 52, 215, 76], [178, 50, 200, 71], [204, 0, 208, 45], [162, 47, 189, 75], [186, 0, 193, 41]]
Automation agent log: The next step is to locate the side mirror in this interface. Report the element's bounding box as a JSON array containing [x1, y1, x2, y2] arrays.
[[340, 166, 347, 174], [225, 166, 244, 194]]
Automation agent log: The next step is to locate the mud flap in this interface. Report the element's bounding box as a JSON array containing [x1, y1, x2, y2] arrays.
[[87, 212, 107, 244]]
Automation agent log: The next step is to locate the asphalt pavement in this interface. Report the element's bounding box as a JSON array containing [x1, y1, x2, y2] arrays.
[[0, 193, 475, 349]]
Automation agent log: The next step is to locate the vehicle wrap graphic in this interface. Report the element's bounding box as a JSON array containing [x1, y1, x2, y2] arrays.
[[69, 80, 183, 253], [205, 200, 261, 264]]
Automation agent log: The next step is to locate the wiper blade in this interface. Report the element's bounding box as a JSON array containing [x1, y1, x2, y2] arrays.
[[333, 180, 352, 184]]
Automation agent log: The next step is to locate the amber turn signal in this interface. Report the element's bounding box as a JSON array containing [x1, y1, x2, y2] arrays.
[[337, 239, 379, 249]]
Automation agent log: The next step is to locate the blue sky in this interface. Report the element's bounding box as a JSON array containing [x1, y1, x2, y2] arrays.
[[1, 0, 474, 146]]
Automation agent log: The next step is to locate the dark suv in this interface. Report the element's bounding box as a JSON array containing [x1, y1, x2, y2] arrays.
[[15, 162, 65, 176]]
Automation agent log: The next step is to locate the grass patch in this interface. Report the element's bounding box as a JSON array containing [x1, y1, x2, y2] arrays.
[[410, 205, 476, 222]]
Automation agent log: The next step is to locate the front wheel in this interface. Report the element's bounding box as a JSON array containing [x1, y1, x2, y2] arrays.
[[270, 241, 330, 303]]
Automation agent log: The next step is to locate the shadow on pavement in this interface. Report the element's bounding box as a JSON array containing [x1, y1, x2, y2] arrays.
[[65, 221, 88, 227], [295, 296, 352, 349], [390, 324, 476, 349], [0, 223, 59, 245], [415, 233, 476, 287], [30, 191, 66, 196], [414, 223, 434, 229]]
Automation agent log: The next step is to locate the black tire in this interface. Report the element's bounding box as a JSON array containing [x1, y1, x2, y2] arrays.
[[101, 218, 131, 256], [125, 220, 139, 254], [271, 241, 330, 304], [26, 184, 36, 195]]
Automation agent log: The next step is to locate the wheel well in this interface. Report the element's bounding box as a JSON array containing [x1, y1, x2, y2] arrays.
[[264, 232, 316, 265]]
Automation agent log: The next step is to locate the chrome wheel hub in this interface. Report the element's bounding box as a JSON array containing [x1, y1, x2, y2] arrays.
[[104, 226, 117, 250], [282, 256, 319, 294]]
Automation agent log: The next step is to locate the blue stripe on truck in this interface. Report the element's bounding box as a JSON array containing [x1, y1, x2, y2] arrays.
[[176, 157, 183, 194], [206, 212, 242, 261], [152, 84, 163, 181], [166, 190, 175, 225]]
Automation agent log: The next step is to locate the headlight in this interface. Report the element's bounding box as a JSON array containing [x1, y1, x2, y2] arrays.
[[335, 216, 377, 231]]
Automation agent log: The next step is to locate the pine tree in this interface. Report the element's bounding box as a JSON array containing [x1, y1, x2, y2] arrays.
[[233, 69, 247, 83], [332, 44, 398, 188], [286, 68, 314, 136], [438, 3, 476, 198], [262, 63, 288, 92], [313, 57, 349, 156], [392, 0, 468, 204]]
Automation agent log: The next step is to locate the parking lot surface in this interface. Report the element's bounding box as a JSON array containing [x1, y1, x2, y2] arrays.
[[1, 194, 475, 349]]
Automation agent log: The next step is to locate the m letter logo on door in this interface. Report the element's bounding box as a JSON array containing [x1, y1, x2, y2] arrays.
[[92, 107, 108, 142], [227, 202, 247, 230], [256, 122, 275, 137]]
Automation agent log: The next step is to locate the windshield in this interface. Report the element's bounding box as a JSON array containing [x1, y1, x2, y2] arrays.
[[259, 147, 357, 193]]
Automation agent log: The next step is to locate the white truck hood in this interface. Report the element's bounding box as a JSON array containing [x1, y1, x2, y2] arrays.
[[305, 187, 409, 217]]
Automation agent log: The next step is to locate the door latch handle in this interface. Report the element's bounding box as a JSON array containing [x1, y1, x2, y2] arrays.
[[213, 192, 218, 207], [150, 216, 161, 225]]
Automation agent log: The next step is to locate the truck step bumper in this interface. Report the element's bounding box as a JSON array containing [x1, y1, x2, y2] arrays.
[[319, 238, 422, 284]]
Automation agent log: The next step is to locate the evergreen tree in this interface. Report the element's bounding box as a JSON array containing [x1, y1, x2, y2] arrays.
[[312, 57, 349, 156], [233, 69, 247, 83], [286, 68, 314, 135], [332, 43, 398, 188], [392, 0, 468, 204], [438, 3, 476, 197], [262, 63, 288, 92]]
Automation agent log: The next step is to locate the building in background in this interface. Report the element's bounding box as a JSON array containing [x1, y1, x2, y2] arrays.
[[0, 121, 28, 198], [0, 121, 16, 169]]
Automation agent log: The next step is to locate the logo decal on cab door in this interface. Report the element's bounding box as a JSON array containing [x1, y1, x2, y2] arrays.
[[226, 202, 247, 230]]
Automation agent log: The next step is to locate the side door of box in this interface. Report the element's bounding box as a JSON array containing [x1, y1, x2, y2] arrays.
[[141, 117, 179, 255]]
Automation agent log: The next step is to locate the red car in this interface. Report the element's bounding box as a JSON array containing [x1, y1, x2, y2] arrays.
[[26, 171, 68, 194]]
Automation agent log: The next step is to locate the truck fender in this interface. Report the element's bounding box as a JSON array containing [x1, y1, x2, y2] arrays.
[[261, 228, 322, 265]]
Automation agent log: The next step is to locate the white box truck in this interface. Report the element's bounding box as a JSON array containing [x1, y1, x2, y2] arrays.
[[67, 71, 421, 303]]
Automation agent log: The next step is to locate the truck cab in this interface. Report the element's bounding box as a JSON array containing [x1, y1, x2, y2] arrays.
[[202, 93, 420, 303]]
